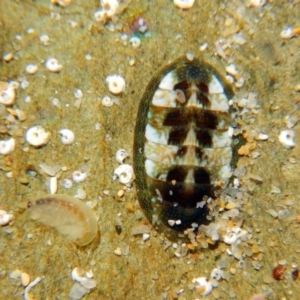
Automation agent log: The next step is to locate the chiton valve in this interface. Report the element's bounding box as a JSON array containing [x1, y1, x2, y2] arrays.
[[133, 56, 237, 240]]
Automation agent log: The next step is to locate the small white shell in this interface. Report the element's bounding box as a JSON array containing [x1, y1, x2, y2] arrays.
[[0, 82, 16, 106], [0, 138, 15, 155], [101, 96, 114, 107], [71, 267, 96, 290], [75, 187, 87, 200], [52, 98, 61, 108], [258, 133, 269, 140], [168, 219, 175, 226], [49, 177, 58, 194], [192, 277, 212, 296], [129, 36, 141, 48], [235, 77, 245, 88], [143, 233, 150, 241], [226, 64, 238, 76], [25, 64, 38, 75], [0, 210, 13, 226], [74, 89, 83, 99], [71, 267, 84, 282], [280, 27, 294, 39], [174, 0, 195, 9], [250, 0, 266, 7], [72, 170, 87, 183], [25, 126, 51, 147], [94, 10, 106, 22], [45, 58, 63, 72], [94, 0, 118, 22], [199, 42, 208, 51], [223, 227, 247, 245], [40, 34, 50, 45], [20, 80, 29, 90], [101, 0, 118, 16], [3, 52, 13, 62], [113, 164, 134, 184], [62, 178, 73, 189], [115, 149, 128, 164], [210, 268, 223, 281], [59, 129, 75, 145], [279, 130, 295, 148], [106, 75, 125, 95], [186, 52, 194, 61]]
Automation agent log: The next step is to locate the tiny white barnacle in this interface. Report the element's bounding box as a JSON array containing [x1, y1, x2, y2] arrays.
[[129, 36, 141, 48], [72, 170, 87, 183], [59, 129, 75, 145], [25, 126, 51, 147], [94, 10, 106, 22], [25, 64, 38, 75], [0, 210, 13, 226], [101, 96, 114, 107], [106, 75, 125, 95], [45, 58, 63, 72], [115, 149, 128, 164], [113, 164, 134, 185], [62, 178, 73, 189], [279, 129, 295, 148], [0, 138, 15, 155], [0, 81, 16, 106]]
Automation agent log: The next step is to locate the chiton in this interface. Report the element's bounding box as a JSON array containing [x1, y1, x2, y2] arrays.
[[133, 56, 238, 240]]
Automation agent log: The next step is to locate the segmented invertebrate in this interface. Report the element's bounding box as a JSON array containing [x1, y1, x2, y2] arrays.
[[133, 56, 237, 240], [27, 194, 98, 246]]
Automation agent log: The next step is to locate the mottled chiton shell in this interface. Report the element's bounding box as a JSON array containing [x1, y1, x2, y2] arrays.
[[133, 56, 237, 240]]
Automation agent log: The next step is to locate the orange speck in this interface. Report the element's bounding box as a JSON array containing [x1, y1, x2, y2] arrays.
[[187, 243, 196, 251], [196, 286, 206, 294], [227, 219, 234, 229], [292, 28, 300, 36]]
